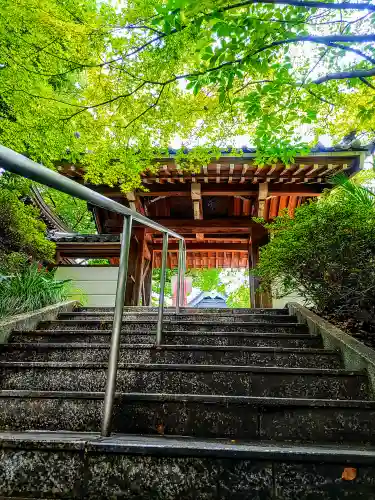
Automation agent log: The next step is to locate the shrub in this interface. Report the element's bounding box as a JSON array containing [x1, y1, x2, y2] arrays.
[[0, 264, 72, 319], [0, 173, 55, 270], [254, 185, 375, 328]]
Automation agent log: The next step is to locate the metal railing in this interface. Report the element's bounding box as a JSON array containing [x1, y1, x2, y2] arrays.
[[0, 144, 186, 437]]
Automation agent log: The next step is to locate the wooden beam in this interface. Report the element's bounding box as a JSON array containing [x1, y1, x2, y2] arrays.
[[139, 190, 190, 197], [216, 164, 221, 183], [269, 196, 280, 218], [268, 185, 322, 196], [153, 237, 248, 243], [153, 243, 248, 252], [278, 196, 289, 213], [191, 182, 202, 220], [126, 191, 145, 214], [126, 191, 136, 211], [56, 242, 121, 258], [288, 196, 298, 217], [135, 183, 324, 198], [136, 218, 259, 234], [258, 183, 268, 217], [243, 198, 251, 216]]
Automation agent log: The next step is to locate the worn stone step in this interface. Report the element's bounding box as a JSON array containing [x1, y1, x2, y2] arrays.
[[1, 431, 375, 499], [0, 362, 368, 399], [0, 391, 374, 444], [58, 312, 297, 323], [1, 343, 341, 368], [40, 319, 307, 334], [11, 330, 323, 348], [76, 306, 289, 315]]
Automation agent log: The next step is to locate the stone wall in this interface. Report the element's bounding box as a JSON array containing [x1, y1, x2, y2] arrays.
[[0, 300, 77, 343], [288, 302, 375, 396]]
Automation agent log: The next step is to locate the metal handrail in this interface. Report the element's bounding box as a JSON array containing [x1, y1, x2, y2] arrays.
[[0, 144, 186, 436]]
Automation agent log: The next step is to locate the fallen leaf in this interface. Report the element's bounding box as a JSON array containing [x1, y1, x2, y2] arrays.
[[342, 468, 357, 481], [156, 424, 165, 435]]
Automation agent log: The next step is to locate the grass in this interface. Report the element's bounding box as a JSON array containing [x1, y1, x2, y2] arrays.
[[0, 264, 72, 319]]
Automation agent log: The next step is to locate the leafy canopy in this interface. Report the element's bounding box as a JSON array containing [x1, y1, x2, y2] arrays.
[[1, 0, 375, 191]]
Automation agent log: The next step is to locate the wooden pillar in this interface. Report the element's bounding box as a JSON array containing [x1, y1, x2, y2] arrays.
[[126, 192, 137, 211], [248, 240, 262, 308], [258, 183, 268, 218], [142, 251, 153, 306], [248, 226, 273, 308], [248, 244, 256, 309], [191, 182, 204, 241], [133, 228, 147, 306], [124, 234, 138, 306]]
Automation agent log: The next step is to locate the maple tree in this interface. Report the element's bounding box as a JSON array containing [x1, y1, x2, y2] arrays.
[[1, 0, 374, 192]]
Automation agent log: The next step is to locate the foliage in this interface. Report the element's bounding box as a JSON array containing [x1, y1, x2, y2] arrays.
[[40, 187, 96, 234], [86, 259, 110, 266], [254, 180, 375, 325], [152, 267, 250, 307], [227, 284, 250, 308], [0, 264, 72, 318], [331, 173, 375, 209], [2, 0, 375, 192], [190, 268, 221, 291], [152, 269, 176, 297], [0, 173, 55, 272]]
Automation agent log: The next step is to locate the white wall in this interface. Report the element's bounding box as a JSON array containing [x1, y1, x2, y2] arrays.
[[55, 266, 120, 307], [272, 290, 307, 309]]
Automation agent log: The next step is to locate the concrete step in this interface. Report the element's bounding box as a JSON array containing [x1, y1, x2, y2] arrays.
[[0, 392, 374, 444], [1, 431, 375, 498], [39, 319, 307, 334], [11, 330, 323, 348], [59, 312, 297, 323], [0, 362, 368, 399], [76, 306, 289, 315], [1, 343, 341, 368]]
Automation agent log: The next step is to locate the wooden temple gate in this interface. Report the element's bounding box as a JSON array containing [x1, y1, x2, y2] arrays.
[[54, 149, 364, 307]]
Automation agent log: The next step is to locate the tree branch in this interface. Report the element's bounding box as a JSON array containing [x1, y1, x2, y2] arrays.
[[155, 34, 375, 85], [314, 67, 375, 83], [234, 79, 274, 93], [305, 87, 335, 105], [120, 84, 167, 130], [123, 23, 166, 36], [325, 41, 375, 65], [71, 210, 87, 230], [217, 0, 375, 13], [62, 82, 147, 120], [359, 76, 375, 89], [4, 88, 88, 108]]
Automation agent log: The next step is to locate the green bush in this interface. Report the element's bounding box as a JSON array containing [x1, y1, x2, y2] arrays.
[[0, 264, 72, 319], [254, 185, 375, 327], [0, 173, 55, 270]]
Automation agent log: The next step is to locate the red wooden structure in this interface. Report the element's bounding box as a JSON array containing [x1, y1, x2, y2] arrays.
[[53, 148, 365, 306]]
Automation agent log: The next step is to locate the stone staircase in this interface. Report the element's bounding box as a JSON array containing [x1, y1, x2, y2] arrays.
[[0, 306, 375, 498]]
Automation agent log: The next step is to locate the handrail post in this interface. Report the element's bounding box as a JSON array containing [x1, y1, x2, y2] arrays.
[[101, 215, 132, 437], [181, 243, 186, 309], [175, 239, 184, 314], [156, 232, 168, 345]]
